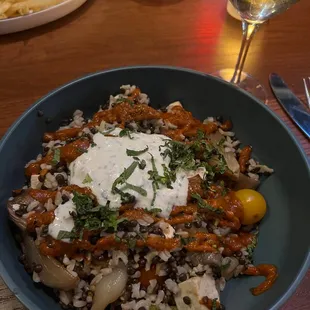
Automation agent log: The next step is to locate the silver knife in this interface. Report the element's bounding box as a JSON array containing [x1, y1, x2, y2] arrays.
[[269, 73, 310, 140]]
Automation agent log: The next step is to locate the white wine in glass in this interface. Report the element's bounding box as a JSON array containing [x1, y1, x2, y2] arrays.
[[214, 0, 300, 103], [231, 0, 300, 23]]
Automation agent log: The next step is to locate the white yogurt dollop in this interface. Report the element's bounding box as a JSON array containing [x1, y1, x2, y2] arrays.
[[48, 199, 76, 243], [69, 130, 189, 217]]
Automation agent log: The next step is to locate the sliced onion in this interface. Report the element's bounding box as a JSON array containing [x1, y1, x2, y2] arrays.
[[221, 257, 239, 280], [189, 252, 223, 267], [7, 191, 35, 231], [233, 173, 260, 190], [223, 152, 240, 177], [209, 131, 223, 144], [92, 265, 128, 310], [7, 206, 27, 231], [24, 235, 79, 290]]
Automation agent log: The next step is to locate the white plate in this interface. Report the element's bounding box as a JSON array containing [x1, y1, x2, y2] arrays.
[[0, 0, 87, 35]]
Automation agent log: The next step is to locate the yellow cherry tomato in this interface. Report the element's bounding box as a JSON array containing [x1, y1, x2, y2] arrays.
[[235, 189, 267, 225]]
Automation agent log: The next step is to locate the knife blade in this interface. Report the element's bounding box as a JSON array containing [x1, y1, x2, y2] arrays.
[[269, 73, 310, 140]]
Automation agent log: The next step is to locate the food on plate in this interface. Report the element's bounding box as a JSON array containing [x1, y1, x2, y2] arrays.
[[0, 0, 65, 19], [8, 85, 277, 309]]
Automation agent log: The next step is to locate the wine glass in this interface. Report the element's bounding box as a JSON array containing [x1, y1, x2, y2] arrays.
[[213, 0, 300, 103]]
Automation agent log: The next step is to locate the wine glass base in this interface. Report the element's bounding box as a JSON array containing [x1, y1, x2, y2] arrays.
[[212, 69, 268, 104]]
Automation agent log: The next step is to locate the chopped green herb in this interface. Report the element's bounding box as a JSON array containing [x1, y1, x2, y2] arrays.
[[246, 232, 258, 260], [101, 211, 127, 232], [112, 161, 138, 193], [123, 182, 147, 197], [148, 155, 171, 188], [111, 160, 141, 202], [113, 187, 136, 204], [89, 205, 102, 212], [56, 193, 129, 241], [147, 208, 162, 215], [82, 173, 93, 184], [180, 237, 196, 245], [125, 238, 137, 249], [136, 231, 146, 242], [212, 298, 218, 310], [126, 146, 149, 157], [217, 138, 226, 147], [116, 97, 135, 106], [149, 153, 157, 175], [138, 159, 146, 170], [148, 154, 160, 206], [84, 217, 102, 230], [162, 164, 175, 189], [57, 230, 73, 240], [132, 157, 147, 170], [51, 148, 61, 165], [115, 235, 122, 243], [196, 129, 205, 140], [221, 187, 228, 196], [191, 193, 224, 215], [119, 128, 133, 139], [160, 130, 227, 178], [147, 153, 177, 205], [150, 182, 157, 207], [218, 180, 228, 196], [72, 192, 93, 215], [214, 154, 227, 175], [160, 140, 195, 171], [148, 154, 158, 203]]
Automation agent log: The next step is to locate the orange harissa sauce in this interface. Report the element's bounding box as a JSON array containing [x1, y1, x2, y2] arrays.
[[21, 100, 277, 296], [244, 264, 278, 296], [42, 101, 217, 142]]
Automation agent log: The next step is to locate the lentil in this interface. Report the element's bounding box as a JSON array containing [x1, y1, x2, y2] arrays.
[[183, 296, 191, 305], [56, 174, 67, 186], [184, 222, 192, 229], [37, 110, 44, 117], [193, 221, 202, 228], [179, 273, 187, 282]]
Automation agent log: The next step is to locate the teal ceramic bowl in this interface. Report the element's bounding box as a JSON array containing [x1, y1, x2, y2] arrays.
[[0, 66, 309, 310]]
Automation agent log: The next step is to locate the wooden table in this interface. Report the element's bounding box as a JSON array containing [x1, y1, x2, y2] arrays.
[[0, 0, 309, 309]]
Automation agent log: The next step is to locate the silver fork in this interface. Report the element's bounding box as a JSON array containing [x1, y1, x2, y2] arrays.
[[302, 77, 310, 108]]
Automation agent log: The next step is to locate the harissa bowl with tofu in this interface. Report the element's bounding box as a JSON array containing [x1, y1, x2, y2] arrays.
[[0, 66, 309, 310]]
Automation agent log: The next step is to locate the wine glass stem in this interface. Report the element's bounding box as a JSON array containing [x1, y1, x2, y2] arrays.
[[231, 21, 261, 84]]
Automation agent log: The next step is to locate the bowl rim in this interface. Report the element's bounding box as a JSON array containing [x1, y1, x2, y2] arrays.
[[0, 65, 309, 310]]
